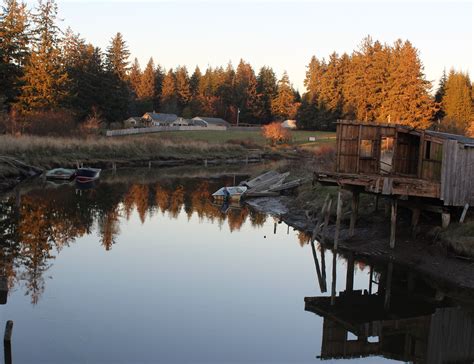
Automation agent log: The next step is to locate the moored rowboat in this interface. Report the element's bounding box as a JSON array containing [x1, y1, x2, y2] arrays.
[[212, 186, 247, 202], [45, 168, 76, 180], [75, 168, 101, 183]]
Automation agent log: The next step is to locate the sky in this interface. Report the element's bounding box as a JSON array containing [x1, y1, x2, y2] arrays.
[[36, 0, 474, 92]]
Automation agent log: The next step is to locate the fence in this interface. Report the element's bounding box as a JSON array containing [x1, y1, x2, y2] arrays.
[[106, 125, 227, 137]]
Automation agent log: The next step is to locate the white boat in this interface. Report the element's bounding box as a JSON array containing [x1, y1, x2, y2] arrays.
[[45, 168, 76, 180], [212, 186, 247, 202]]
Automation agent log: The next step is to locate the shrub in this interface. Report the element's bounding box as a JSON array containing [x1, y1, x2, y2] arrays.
[[24, 110, 77, 137], [261, 122, 291, 145]]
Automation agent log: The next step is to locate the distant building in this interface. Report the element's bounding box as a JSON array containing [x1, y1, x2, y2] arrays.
[[192, 116, 230, 128], [170, 117, 192, 126], [281, 119, 297, 129], [142, 112, 178, 126], [123, 117, 143, 128]]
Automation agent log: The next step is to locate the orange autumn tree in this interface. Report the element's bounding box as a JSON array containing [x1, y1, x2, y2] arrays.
[[261, 122, 291, 145]]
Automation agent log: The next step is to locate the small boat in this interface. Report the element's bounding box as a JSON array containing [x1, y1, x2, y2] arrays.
[[212, 186, 247, 203], [45, 168, 76, 180], [75, 168, 101, 183]]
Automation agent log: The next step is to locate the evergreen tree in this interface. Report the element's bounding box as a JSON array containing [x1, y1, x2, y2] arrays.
[[0, 0, 30, 107], [434, 69, 447, 122], [271, 71, 296, 120], [380, 40, 435, 128], [137, 57, 155, 100], [256, 66, 277, 122], [152, 64, 164, 111], [160, 69, 178, 114], [16, 0, 68, 113], [105, 32, 130, 81], [440, 70, 473, 133], [235, 59, 258, 123], [175, 65, 191, 112], [128, 57, 141, 96], [189, 66, 201, 97]]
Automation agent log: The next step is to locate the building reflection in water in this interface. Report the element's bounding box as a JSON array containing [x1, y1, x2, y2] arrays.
[[305, 242, 474, 364]]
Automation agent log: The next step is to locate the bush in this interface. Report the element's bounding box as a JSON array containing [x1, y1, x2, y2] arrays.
[[261, 122, 291, 145], [24, 110, 78, 137]]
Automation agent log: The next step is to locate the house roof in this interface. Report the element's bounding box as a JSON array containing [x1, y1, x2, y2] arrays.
[[143, 112, 178, 123], [337, 120, 474, 146], [126, 117, 142, 122], [193, 116, 230, 126]]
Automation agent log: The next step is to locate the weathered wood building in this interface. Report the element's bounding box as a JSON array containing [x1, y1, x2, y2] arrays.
[[314, 121, 474, 247]]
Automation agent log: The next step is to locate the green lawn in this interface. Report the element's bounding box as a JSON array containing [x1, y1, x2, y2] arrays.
[[146, 129, 336, 147]]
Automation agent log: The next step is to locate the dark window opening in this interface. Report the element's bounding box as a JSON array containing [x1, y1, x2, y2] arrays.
[[425, 141, 431, 160]]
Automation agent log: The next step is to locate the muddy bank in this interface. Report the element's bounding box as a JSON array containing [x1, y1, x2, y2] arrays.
[[246, 196, 474, 291]]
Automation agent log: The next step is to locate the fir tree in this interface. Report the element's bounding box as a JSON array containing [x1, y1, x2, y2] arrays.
[[105, 32, 130, 81], [256, 66, 277, 122], [160, 69, 178, 114], [175, 65, 191, 112], [0, 0, 30, 107], [271, 71, 296, 120], [16, 0, 68, 114], [128, 58, 141, 97], [137, 57, 155, 100], [440, 70, 472, 133]]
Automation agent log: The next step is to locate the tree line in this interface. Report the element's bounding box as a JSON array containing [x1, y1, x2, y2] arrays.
[[0, 0, 472, 135]]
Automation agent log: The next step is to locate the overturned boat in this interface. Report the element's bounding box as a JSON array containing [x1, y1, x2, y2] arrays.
[[212, 186, 247, 203], [75, 168, 101, 183], [45, 168, 76, 180]]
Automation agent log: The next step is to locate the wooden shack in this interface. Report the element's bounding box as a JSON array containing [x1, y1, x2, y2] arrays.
[[314, 120, 474, 247]]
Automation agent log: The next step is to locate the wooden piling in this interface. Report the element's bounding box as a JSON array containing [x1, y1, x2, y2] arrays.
[[322, 199, 332, 239], [460, 204, 469, 223], [331, 251, 337, 306], [374, 195, 379, 212], [390, 199, 397, 249], [411, 207, 420, 237], [204, 159, 208, 167], [384, 262, 393, 311], [368, 266, 373, 294], [4, 320, 13, 364], [349, 192, 359, 237], [334, 189, 343, 249], [345, 253, 355, 293], [441, 211, 451, 228], [311, 240, 327, 293]]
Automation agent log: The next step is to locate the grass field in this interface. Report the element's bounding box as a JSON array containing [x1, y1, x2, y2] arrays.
[[146, 129, 336, 147]]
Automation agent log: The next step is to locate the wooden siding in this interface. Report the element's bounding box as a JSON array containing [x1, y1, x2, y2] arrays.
[[440, 140, 474, 206], [337, 123, 359, 173]]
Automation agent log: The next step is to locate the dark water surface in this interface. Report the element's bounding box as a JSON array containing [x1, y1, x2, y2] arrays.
[[0, 167, 473, 364]]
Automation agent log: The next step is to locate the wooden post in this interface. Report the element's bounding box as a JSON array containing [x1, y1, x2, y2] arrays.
[[349, 191, 359, 237], [331, 251, 337, 306], [148, 161, 151, 169], [411, 207, 420, 237], [390, 199, 397, 249], [384, 262, 393, 311], [311, 240, 327, 293], [321, 246, 327, 286], [441, 211, 451, 228], [460, 204, 469, 223], [368, 266, 374, 294], [334, 189, 343, 250], [273, 222, 277, 235], [322, 199, 332, 239], [4, 320, 13, 364], [204, 159, 208, 167], [345, 253, 355, 293], [374, 195, 379, 212]]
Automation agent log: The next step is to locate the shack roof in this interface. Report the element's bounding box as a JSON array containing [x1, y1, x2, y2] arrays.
[[337, 120, 474, 146], [192, 116, 230, 126]]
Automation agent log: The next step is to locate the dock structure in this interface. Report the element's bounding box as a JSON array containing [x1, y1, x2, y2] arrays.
[[314, 120, 474, 247]]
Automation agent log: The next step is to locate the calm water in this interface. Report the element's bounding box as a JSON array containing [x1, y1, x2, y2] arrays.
[[0, 167, 473, 364]]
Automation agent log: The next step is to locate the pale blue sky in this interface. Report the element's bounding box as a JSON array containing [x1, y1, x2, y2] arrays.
[[47, 1, 474, 91]]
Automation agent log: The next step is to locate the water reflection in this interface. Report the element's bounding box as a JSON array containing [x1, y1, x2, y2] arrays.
[[305, 248, 474, 364], [0, 171, 267, 304]]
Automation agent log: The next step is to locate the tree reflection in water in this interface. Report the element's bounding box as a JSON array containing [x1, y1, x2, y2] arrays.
[[0, 175, 267, 304]]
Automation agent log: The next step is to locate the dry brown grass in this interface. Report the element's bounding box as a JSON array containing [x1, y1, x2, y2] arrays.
[[0, 134, 246, 168]]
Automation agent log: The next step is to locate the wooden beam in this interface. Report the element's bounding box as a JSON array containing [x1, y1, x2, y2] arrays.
[[349, 192, 360, 237], [441, 211, 451, 228], [331, 251, 337, 306], [390, 199, 398, 249], [322, 199, 332, 240], [346, 254, 355, 293], [334, 189, 343, 249], [384, 262, 393, 311], [460, 203, 469, 223]]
